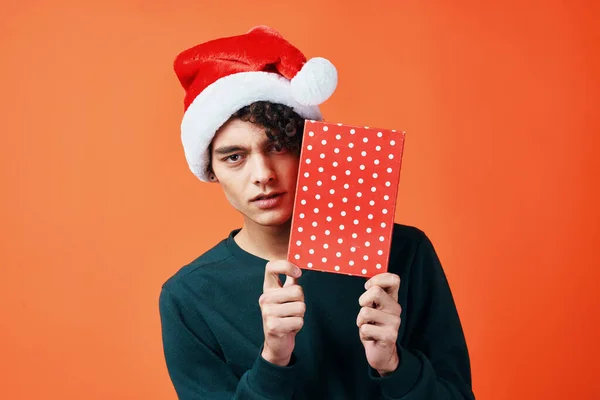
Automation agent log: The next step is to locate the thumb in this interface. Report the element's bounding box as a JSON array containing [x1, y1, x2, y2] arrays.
[[283, 275, 297, 287], [283, 263, 302, 287]]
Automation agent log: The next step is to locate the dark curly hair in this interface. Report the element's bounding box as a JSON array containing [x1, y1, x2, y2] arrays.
[[208, 101, 305, 174]]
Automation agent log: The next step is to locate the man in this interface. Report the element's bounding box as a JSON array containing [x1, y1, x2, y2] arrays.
[[159, 25, 475, 399]]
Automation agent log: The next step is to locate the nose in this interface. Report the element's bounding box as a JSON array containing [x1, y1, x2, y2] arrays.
[[252, 154, 276, 186]]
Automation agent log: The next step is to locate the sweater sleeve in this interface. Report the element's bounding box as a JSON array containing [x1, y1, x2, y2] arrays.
[[158, 285, 297, 400], [369, 231, 475, 400]]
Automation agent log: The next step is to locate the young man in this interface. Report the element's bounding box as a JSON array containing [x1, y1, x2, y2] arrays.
[[159, 26, 475, 399]]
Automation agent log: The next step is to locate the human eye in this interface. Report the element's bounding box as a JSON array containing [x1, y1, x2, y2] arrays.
[[223, 154, 243, 163], [269, 144, 288, 154]]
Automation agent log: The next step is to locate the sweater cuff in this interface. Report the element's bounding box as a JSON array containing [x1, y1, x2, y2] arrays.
[[246, 348, 297, 398], [369, 346, 422, 398]]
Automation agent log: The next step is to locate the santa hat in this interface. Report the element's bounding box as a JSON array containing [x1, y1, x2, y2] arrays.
[[174, 25, 338, 182]]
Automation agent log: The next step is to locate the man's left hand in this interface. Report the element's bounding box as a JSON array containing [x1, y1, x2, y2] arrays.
[[357, 272, 402, 376]]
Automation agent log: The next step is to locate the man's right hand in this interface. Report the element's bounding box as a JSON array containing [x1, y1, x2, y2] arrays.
[[259, 260, 305, 367]]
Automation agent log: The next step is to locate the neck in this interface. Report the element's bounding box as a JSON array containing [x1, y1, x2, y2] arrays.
[[234, 218, 292, 261]]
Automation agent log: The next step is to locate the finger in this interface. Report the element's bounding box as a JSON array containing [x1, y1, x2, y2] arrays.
[[359, 286, 402, 315], [283, 275, 297, 288], [356, 307, 401, 330], [265, 316, 304, 337], [259, 285, 304, 306], [263, 301, 306, 318], [264, 260, 302, 291], [364, 273, 401, 302], [359, 323, 398, 345]]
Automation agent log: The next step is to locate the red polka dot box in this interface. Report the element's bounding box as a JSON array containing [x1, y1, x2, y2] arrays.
[[287, 120, 406, 278]]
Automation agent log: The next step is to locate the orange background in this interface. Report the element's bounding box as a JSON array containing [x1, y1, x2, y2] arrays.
[[1, 1, 599, 399]]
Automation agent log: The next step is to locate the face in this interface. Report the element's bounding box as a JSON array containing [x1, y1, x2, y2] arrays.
[[210, 119, 301, 227]]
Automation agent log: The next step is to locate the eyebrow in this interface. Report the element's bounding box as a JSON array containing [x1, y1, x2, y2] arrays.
[[213, 139, 273, 155], [213, 145, 247, 155]]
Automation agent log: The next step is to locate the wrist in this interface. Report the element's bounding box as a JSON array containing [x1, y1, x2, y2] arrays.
[[261, 346, 292, 367], [376, 348, 400, 377]]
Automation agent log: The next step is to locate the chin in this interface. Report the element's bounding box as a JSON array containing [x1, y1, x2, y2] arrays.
[[255, 213, 292, 227], [250, 208, 293, 227]]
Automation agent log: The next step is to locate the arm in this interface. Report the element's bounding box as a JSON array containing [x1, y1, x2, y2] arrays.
[[367, 231, 475, 399], [159, 285, 297, 400]]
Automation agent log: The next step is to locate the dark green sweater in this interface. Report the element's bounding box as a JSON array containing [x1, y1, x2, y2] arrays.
[[159, 223, 474, 399]]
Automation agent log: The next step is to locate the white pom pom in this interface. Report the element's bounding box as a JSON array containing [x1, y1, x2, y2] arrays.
[[291, 57, 338, 106]]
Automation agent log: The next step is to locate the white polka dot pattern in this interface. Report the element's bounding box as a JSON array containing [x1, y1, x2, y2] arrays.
[[288, 121, 405, 278]]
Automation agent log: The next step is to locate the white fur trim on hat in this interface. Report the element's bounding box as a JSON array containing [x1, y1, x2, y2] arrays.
[[181, 71, 323, 182]]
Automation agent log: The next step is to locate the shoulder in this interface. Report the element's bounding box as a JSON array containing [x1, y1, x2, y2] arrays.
[[391, 222, 425, 241], [161, 236, 235, 297], [390, 222, 427, 251], [388, 223, 436, 275]]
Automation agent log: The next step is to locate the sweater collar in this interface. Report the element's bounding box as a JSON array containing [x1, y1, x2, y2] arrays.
[[226, 228, 270, 266]]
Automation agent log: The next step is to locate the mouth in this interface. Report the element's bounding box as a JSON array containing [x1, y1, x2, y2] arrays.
[[251, 192, 284, 202]]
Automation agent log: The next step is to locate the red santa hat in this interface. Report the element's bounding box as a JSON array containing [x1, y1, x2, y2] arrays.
[[174, 25, 338, 182]]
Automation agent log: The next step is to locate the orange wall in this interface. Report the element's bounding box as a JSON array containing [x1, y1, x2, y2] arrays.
[[1, 1, 599, 399]]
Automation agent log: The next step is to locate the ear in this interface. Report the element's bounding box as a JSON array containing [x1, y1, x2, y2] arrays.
[[207, 151, 219, 183], [208, 170, 219, 183]]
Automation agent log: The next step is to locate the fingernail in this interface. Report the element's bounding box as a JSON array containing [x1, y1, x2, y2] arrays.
[[364, 281, 370, 290], [295, 267, 302, 277]]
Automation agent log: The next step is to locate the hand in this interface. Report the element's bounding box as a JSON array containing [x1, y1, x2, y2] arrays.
[[259, 260, 305, 367], [357, 273, 402, 376]]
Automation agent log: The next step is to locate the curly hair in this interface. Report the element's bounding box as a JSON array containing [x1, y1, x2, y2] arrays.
[[208, 101, 306, 173]]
